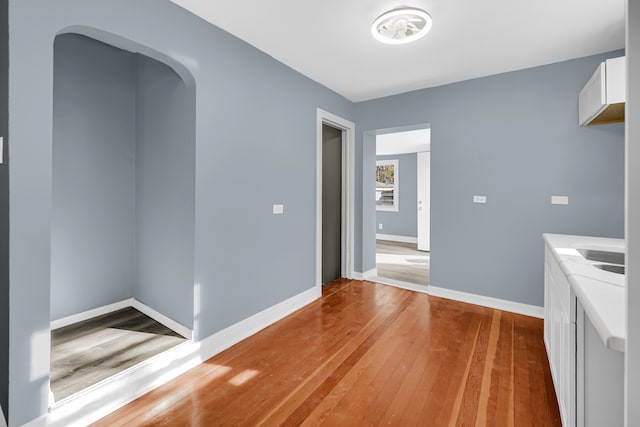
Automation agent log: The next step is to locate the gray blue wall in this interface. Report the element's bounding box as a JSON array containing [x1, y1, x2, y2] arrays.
[[356, 50, 625, 307], [375, 153, 418, 238], [135, 54, 195, 329], [7, 1, 626, 425], [8, 1, 353, 425], [51, 34, 195, 329], [0, 0, 8, 420], [51, 34, 137, 319]]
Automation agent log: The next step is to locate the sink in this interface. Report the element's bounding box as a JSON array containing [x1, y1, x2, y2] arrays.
[[593, 264, 625, 275], [577, 249, 625, 265]]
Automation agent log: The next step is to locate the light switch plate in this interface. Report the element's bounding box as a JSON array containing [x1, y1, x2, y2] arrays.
[[273, 204, 284, 214], [473, 195, 487, 204], [551, 196, 569, 205]]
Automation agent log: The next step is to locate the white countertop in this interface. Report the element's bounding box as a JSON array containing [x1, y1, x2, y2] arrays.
[[543, 233, 626, 352]]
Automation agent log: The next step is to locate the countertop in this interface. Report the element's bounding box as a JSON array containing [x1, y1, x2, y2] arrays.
[[543, 233, 625, 352]]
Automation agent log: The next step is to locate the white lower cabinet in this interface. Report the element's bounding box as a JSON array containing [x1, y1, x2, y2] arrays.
[[544, 247, 575, 427], [545, 245, 624, 427], [576, 302, 624, 427]]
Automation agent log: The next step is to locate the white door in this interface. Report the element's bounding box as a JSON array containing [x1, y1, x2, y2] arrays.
[[417, 151, 430, 251]]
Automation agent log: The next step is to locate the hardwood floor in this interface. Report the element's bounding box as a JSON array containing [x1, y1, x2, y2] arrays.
[[51, 307, 185, 401], [91, 280, 560, 426], [376, 240, 429, 286]]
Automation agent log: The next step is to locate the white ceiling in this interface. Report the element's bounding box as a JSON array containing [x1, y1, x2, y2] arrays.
[[376, 129, 430, 155], [171, 0, 625, 102]]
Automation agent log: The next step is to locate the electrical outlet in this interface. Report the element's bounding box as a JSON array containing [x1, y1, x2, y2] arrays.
[[551, 196, 569, 205], [473, 195, 487, 204], [378, 224, 383, 230], [272, 204, 284, 214]]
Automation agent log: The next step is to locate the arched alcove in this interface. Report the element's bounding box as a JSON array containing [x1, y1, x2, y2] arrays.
[[50, 32, 196, 402]]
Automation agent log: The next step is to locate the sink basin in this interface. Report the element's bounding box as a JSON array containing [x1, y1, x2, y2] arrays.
[[577, 249, 625, 265], [593, 264, 625, 275]]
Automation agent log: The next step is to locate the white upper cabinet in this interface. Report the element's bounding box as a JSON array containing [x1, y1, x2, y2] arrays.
[[578, 56, 625, 126]]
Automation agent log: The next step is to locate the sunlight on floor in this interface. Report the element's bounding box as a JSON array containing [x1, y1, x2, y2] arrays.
[[376, 240, 429, 286], [229, 369, 260, 386], [376, 253, 428, 265]]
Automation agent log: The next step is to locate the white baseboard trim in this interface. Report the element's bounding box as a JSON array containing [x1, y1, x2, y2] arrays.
[[353, 268, 377, 280], [427, 285, 544, 318], [51, 298, 193, 340], [130, 300, 193, 340], [198, 286, 320, 359], [372, 277, 429, 294], [376, 234, 418, 244], [26, 287, 319, 427], [50, 299, 133, 330]]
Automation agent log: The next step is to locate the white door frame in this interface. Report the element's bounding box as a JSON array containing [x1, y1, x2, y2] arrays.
[[417, 151, 430, 251], [316, 109, 355, 291]]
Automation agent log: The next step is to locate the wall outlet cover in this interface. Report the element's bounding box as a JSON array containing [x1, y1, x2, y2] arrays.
[[272, 204, 284, 214], [551, 196, 569, 205], [473, 195, 487, 204]]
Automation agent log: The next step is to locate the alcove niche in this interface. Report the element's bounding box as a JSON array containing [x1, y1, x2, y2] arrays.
[[50, 33, 196, 403]]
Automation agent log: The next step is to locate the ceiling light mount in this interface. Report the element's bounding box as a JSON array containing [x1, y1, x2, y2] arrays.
[[371, 6, 432, 45]]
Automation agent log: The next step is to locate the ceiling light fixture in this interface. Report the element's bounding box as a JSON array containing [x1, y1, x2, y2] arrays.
[[371, 6, 432, 45]]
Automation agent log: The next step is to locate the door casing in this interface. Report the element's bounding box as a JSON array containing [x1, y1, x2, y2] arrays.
[[417, 151, 430, 251], [316, 109, 355, 291]]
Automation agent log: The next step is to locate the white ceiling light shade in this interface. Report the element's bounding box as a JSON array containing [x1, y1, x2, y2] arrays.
[[371, 6, 433, 45]]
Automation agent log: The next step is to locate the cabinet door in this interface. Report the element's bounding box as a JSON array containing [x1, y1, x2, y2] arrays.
[[578, 302, 624, 427], [544, 249, 575, 427], [559, 305, 575, 427]]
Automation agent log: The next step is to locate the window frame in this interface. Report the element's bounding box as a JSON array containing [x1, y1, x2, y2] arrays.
[[375, 159, 399, 212]]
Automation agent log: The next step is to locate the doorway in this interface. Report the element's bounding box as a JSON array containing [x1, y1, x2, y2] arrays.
[[374, 128, 430, 289], [316, 109, 355, 290], [322, 124, 342, 284]]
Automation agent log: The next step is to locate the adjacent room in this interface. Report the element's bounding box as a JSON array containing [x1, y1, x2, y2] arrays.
[[374, 128, 430, 289]]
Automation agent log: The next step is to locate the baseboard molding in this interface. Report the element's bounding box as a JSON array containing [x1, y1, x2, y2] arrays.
[[372, 277, 429, 294], [130, 300, 193, 340], [50, 299, 133, 330], [376, 234, 418, 244], [353, 268, 377, 280], [427, 285, 544, 318], [26, 287, 319, 427], [198, 286, 320, 359], [51, 298, 193, 339]]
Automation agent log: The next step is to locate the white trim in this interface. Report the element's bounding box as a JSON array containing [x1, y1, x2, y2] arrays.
[[0, 405, 6, 427], [375, 158, 399, 212], [130, 300, 193, 340], [198, 286, 320, 359], [353, 268, 378, 280], [427, 285, 544, 318], [25, 287, 319, 427], [50, 299, 133, 330], [372, 276, 429, 294], [376, 234, 418, 244], [416, 151, 430, 251], [50, 298, 193, 339], [316, 109, 355, 289]]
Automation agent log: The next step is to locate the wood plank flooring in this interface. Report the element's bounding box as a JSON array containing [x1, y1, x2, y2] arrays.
[[376, 240, 429, 286], [51, 307, 185, 401], [91, 280, 560, 426]]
